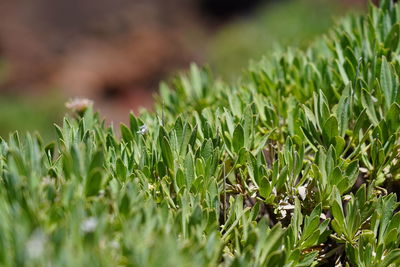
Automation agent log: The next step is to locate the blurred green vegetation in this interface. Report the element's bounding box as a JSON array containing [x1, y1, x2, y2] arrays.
[[207, 0, 361, 80], [0, 93, 63, 141], [0, 57, 64, 140]]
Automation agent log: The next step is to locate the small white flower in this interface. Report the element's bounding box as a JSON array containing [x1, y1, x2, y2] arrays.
[[297, 186, 307, 200], [383, 166, 390, 174], [26, 230, 46, 259], [137, 125, 148, 135], [41, 176, 52, 186], [65, 98, 93, 113], [110, 240, 120, 249], [81, 217, 98, 233], [280, 203, 295, 210], [280, 209, 287, 218], [277, 200, 295, 218], [343, 195, 352, 201]]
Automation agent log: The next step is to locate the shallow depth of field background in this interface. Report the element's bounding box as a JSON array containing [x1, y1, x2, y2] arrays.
[[0, 0, 366, 140]]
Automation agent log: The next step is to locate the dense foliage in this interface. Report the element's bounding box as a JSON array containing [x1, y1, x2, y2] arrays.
[[1, 1, 400, 266]]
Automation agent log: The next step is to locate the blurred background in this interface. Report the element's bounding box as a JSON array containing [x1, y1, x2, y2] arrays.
[[0, 0, 368, 140]]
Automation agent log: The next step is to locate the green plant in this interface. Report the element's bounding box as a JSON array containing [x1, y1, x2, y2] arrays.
[[1, 1, 400, 266], [206, 0, 358, 80]]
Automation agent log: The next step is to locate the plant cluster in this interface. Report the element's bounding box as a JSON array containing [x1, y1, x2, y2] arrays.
[[1, 1, 400, 266]]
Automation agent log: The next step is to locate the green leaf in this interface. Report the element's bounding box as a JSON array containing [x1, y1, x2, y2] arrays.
[[175, 168, 185, 189], [259, 177, 271, 199], [322, 115, 339, 144], [336, 86, 350, 136], [184, 151, 195, 187], [85, 168, 103, 197], [385, 103, 400, 132], [331, 187, 345, 235], [129, 112, 139, 133], [88, 150, 104, 173], [120, 124, 133, 143], [161, 136, 174, 171], [179, 123, 193, 156], [232, 124, 244, 153], [243, 105, 254, 148], [361, 89, 379, 125], [116, 158, 127, 181], [384, 23, 400, 51], [380, 56, 396, 109], [334, 136, 346, 155]]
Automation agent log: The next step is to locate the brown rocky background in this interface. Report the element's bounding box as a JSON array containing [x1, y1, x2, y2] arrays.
[[0, 0, 370, 121]]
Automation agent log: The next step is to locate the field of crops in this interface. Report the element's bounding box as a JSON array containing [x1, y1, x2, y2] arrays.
[[1, 1, 400, 266]]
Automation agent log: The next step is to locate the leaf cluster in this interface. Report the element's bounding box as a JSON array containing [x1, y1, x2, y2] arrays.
[[1, 1, 400, 266]]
